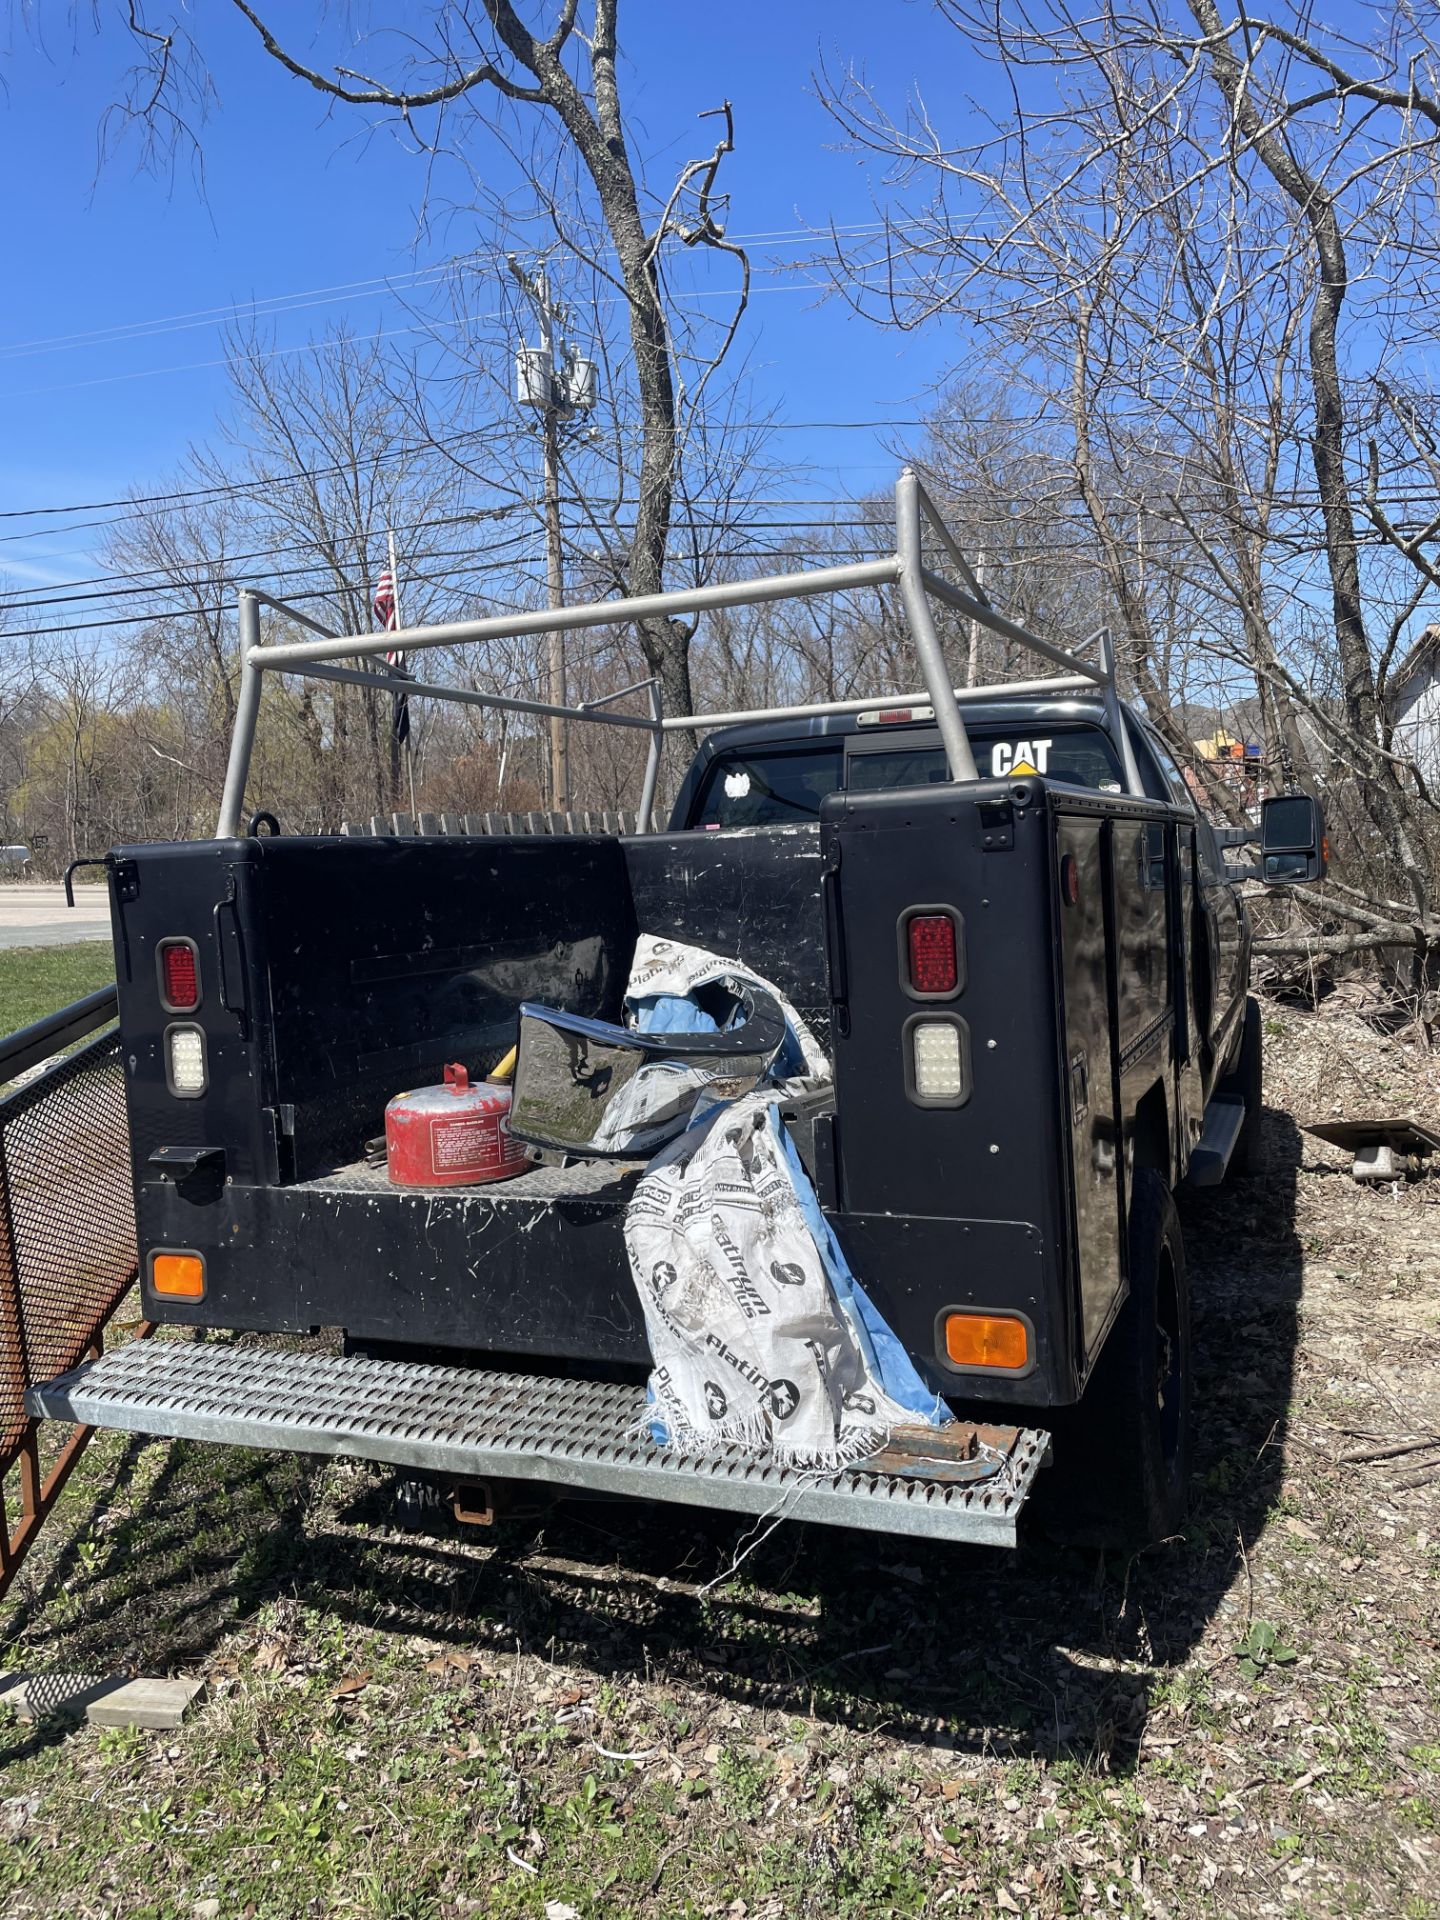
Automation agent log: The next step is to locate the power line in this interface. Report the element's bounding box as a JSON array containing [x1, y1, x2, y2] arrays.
[[2, 546, 536, 642], [6, 492, 1434, 618], [6, 527, 551, 616], [3, 516, 1422, 646], [5, 524, 881, 632], [0, 220, 919, 366], [10, 427, 1440, 543], [0, 429, 506, 524], [0, 425, 925, 537], [0, 456, 512, 548], [0, 495, 892, 602], [0, 262, 479, 365], [0, 497, 894, 601], [1, 259, 973, 410], [0, 509, 1161, 611], [3, 518, 524, 606]]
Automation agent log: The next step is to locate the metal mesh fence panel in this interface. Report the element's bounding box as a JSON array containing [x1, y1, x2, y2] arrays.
[[0, 1030, 137, 1466]]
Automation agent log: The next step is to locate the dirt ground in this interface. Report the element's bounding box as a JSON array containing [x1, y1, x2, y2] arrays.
[[0, 994, 1437, 1919]]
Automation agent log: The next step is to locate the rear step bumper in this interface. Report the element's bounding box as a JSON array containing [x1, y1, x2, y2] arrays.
[[27, 1340, 1050, 1548]]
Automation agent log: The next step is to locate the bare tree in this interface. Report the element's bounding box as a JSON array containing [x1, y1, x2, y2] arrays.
[[101, 498, 242, 806], [79, 1, 754, 737], [822, 0, 1440, 960], [101, 324, 468, 828], [19, 636, 134, 863], [218, 321, 467, 817], [686, 418, 1115, 732], [384, 234, 778, 764]]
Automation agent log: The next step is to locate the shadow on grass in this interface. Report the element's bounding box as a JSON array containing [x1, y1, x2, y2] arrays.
[[1, 1110, 1303, 1777], [0, 1428, 318, 1766]]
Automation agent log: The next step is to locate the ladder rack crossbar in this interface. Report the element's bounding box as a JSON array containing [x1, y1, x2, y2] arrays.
[[216, 467, 1130, 837]]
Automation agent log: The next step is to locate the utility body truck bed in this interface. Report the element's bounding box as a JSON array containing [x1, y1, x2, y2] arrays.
[[8, 468, 1326, 1556]]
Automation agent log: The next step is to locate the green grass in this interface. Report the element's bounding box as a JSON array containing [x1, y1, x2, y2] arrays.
[[0, 996, 1434, 1918], [0, 942, 115, 1038], [0, 1396, 1435, 1920]]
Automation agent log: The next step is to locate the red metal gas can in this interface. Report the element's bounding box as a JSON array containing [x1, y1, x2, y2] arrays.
[[385, 1063, 529, 1188]]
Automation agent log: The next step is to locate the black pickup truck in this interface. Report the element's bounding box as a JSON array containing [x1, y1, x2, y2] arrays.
[[24, 472, 1326, 1554]]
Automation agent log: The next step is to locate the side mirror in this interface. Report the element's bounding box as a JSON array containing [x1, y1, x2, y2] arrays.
[[1260, 793, 1327, 884]]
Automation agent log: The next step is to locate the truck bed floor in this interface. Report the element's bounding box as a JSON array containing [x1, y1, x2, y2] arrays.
[[295, 1154, 645, 1202]]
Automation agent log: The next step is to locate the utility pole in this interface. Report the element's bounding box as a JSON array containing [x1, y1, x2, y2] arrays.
[[539, 284, 568, 813], [387, 526, 417, 817], [509, 258, 598, 813], [964, 548, 987, 687]]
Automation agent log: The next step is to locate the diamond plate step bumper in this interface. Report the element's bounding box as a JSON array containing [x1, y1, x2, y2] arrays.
[[27, 1340, 1050, 1548]]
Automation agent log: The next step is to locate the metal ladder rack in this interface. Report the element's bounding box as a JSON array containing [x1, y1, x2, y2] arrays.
[[215, 466, 1143, 839]]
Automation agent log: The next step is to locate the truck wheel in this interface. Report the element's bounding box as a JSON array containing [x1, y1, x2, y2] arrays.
[[1220, 996, 1264, 1178], [1036, 1169, 1191, 1551]]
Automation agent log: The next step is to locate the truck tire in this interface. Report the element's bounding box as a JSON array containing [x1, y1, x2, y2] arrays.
[[1036, 1168, 1191, 1551], [1220, 996, 1264, 1178]]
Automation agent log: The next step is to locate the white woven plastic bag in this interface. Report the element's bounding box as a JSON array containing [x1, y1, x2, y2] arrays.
[[624, 1089, 920, 1467]]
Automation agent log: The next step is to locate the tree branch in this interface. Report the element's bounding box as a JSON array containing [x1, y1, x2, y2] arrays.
[[227, 0, 548, 106]]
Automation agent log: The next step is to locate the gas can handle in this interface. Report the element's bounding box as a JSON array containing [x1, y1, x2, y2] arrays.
[[444, 1063, 470, 1094]]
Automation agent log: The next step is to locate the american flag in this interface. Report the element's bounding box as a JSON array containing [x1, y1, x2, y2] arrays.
[[373, 564, 398, 641], [373, 564, 410, 744]]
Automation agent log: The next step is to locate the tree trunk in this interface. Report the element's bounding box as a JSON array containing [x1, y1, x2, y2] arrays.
[[1068, 302, 1248, 822], [1185, 0, 1432, 914], [487, 0, 694, 726]]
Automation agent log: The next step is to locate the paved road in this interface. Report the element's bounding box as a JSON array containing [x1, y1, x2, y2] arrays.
[[0, 884, 112, 949]]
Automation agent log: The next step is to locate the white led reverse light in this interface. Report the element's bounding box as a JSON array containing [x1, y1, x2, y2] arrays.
[[910, 1018, 966, 1104], [166, 1024, 207, 1097]]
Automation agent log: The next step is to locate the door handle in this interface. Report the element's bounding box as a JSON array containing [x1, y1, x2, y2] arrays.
[[213, 881, 249, 1039], [821, 864, 849, 1034]]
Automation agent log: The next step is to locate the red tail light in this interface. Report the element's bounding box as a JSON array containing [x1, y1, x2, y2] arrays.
[[158, 939, 200, 1011], [907, 914, 958, 995]]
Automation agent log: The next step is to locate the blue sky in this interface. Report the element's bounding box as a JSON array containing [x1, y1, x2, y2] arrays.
[[1, 2, 978, 593]]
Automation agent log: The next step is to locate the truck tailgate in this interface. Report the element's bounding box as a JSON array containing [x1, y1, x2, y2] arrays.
[[28, 1339, 1051, 1548]]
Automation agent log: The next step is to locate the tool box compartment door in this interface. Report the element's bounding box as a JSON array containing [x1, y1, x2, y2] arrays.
[[1055, 813, 1124, 1369]]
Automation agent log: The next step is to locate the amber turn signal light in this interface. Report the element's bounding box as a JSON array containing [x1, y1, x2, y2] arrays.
[[151, 1252, 205, 1299], [943, 1311, 1029, 1371]]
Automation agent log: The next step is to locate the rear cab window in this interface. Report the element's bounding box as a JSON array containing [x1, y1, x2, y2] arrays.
[[1124, 715, 1192, 809], [689, 723, 1125, 830], [691, 745, 844, 829], [849, 728, 1124, 795]]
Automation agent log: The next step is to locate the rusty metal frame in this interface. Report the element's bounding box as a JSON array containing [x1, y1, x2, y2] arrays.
[[0, 1323, 152, 1598], [0, 1012, 143, 1603]]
